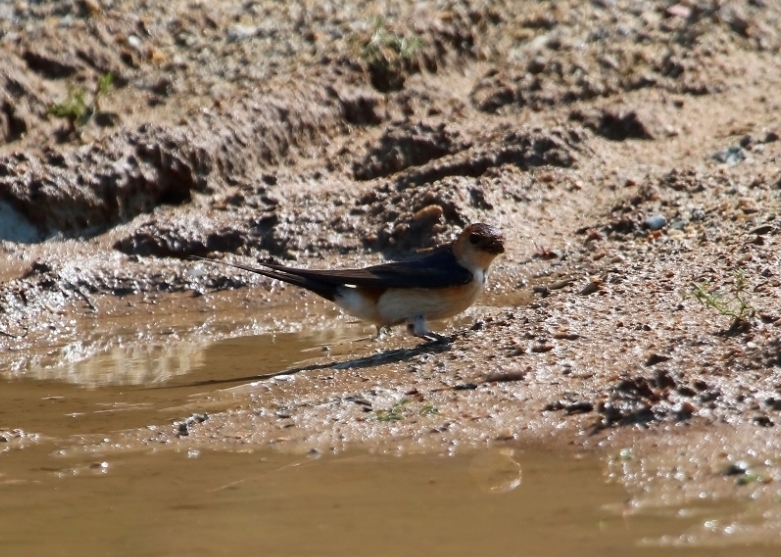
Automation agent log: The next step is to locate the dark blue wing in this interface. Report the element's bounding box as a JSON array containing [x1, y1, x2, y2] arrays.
[[264, 247, 473, 289]]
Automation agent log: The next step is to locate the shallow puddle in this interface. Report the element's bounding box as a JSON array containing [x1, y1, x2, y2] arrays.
[[0, 443, 771, 557], [0, 326, 360, 439], [0, 308, 777, 555]]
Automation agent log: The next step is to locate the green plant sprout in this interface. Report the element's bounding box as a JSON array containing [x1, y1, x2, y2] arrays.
[[94, 72, 114, 112], [48, 72, 114, 130], [375, 398, 410, 422], [374, 399, 439, 422], [359, 20, 423, 91], [691, 269, 755, 330], [362, 25, 422, 66], [47, 85, 90, 128]]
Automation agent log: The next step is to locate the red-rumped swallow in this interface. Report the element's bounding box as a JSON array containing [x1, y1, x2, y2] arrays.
[[195, 223, 504, 341]]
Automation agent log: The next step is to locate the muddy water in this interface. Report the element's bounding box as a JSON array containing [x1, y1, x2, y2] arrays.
[[0, 327, 360, 439], [0, 443, 768, 557], [0, 309, 775, 556]]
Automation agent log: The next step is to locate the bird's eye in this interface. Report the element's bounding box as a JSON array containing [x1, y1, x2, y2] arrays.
[[469, 233, 480, 244]]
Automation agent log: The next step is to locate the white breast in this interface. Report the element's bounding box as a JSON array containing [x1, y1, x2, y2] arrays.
[[333, 286, 383, 324]]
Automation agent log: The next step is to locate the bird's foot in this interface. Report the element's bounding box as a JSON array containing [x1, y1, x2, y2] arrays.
[[421, 331, 450, 344], [407, 317, 450, 344]]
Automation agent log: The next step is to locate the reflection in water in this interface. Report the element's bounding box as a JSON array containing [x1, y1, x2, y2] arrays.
[[13, 326, 360, 387], [469, 448, 522, 493], [26, 341, 205, 387]]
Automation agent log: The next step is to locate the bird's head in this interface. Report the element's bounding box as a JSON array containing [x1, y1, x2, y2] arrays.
[[453, 223, 505, 272]]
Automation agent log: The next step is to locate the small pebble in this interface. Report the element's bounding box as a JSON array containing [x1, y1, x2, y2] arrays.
[[643, 214, 667, 231], [712, 146, 746, 165], [127, 35, 142, 49], [724, 461, 750, 476], [227, 25, 257, 43]]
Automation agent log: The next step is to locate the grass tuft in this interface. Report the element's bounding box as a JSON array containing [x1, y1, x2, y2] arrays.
[[356, 19, 424, 92], [691, 269, 755, 332], [48, 72, 114, 132]]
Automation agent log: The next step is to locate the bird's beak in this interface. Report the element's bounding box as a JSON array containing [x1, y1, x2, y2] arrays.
[[485, 238, 505, 254]]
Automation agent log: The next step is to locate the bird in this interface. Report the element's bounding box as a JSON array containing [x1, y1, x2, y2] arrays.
[[194, 223, 505, 342]]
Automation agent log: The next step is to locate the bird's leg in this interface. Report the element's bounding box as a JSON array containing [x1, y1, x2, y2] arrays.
[[407, 315, 448, 343], [355, 325, 389, 343]]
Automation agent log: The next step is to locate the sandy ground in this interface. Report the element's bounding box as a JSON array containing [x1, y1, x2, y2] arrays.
[[2, 0, 781, 544]]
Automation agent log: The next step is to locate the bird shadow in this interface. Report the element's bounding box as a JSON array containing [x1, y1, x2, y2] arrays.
[[169, 337, 455, 389]]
